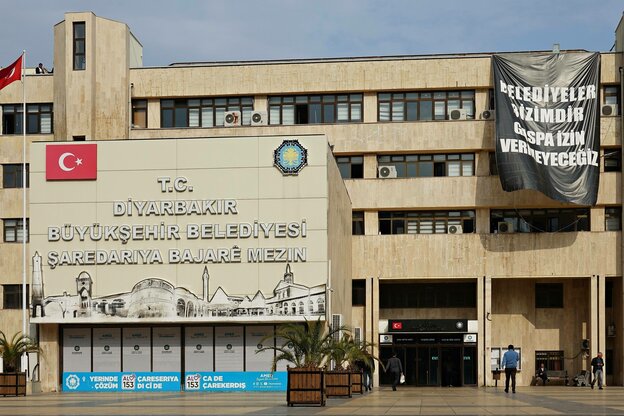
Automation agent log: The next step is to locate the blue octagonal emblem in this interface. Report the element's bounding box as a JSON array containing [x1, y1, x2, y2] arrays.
[[273, 140, 308, 175]]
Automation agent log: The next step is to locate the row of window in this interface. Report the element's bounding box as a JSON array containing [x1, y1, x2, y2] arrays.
[[351, 207, 622, 235], [354, 281, 602, 309], [0, 208, 619, 243], [1, 85, 621, 133]]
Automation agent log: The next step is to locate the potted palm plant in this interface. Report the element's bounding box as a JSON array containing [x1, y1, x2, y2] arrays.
[[259, 318, 342, 407], [326, 333, 376, 397], [0, 331, 40, 396]]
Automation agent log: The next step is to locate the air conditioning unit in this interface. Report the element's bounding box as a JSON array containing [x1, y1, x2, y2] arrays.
[[250, 110, 267, 126], [481, 109, 495, 120], [331, 314, 343, 342], [602, 104, 618, 116], [378, 165, 397, 178], [450, 108, 467, 120], [497, 221, 514, 234], [223, 111, 241, 127], [448, 224, 463, 234]]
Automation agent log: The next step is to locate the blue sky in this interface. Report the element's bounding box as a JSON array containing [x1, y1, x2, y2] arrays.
[[0, 0, 622, 68]]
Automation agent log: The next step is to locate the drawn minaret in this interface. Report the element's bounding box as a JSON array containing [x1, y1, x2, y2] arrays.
[[202, 266, 210, 302], [31, 252, 45, 317], [283, 263, 294, 284]]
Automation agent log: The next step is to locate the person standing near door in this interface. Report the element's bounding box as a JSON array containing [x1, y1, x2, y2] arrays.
[[502, 344, 519, 393], [385, 353, 403, 391], [590, 352, 605, 390]]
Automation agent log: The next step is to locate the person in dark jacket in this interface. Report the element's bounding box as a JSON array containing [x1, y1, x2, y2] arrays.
[[590, 352, 605, 390], [536, 363, 548, 385], [385, 353, 403, 391]]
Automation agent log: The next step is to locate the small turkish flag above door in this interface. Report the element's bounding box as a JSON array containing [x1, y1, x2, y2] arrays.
[[46, 144, 97, 180]]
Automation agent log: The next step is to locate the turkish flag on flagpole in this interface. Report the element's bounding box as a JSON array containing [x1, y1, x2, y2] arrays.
[[46, 143, 98, 180], [0, 55, 23, 91]]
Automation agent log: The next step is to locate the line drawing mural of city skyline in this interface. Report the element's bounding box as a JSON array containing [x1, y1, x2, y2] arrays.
[[30, 253, 326, 322]]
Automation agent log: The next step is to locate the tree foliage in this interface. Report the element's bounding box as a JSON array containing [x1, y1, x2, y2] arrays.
[[0, 331, 41, 372]]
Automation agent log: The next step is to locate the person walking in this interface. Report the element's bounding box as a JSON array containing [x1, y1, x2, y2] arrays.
[[502, 344, 519, 393], [385, 353, 403, 391], [590, 352, 605, 390]]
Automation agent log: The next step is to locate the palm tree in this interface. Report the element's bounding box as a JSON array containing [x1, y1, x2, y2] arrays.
[[328, 334, 376, 371], [0, 331, 41, 372], [259, 318, 344, 370]]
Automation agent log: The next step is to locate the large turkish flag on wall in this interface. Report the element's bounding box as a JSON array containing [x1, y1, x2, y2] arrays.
[[46, 144, 97, 180]]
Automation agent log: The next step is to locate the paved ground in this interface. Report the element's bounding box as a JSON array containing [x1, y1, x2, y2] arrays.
[[1, 386, 622, 415]]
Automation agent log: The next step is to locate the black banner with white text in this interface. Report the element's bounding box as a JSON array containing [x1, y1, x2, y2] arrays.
[[493, 52, 600, 205]]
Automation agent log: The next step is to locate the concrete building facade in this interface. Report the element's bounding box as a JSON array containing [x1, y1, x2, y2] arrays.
[[0, 11, 623, 391]]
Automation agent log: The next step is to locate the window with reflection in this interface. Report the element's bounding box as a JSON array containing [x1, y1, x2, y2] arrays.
[[336, 155, 364, 178], [161, 97, 253, 128], [268, 94, 362, 125], [605, 207, 621, 231], [379, 210, 475, 234], [2, 104, 53, 134], [377, 153, 474, 177], [491, 209, 590, 233], [378, 90, 475, 121]]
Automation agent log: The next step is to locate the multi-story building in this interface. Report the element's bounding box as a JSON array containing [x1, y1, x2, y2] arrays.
[[0, 11, 623, 391]]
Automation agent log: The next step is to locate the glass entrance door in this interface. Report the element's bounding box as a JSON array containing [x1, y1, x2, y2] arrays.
[[440, 347, 462, 386], [417, 347, 439, 386]]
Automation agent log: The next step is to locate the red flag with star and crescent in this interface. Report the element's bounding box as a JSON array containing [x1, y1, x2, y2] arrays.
[[0, 55, 23, 91], [46, 144, 97, 180]]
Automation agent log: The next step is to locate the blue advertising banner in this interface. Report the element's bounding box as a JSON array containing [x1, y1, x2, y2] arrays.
[[184, 371, 287, 392], [62, 372, 181, 392]]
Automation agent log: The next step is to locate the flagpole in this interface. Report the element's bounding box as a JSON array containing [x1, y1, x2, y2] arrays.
[[22, 50, 27, 340]]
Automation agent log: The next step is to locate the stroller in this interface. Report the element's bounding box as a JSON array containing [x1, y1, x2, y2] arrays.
[[572, 370, 591, 387]]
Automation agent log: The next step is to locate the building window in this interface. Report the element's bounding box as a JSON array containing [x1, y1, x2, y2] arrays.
[[336, 155, 363, 179], [268, 94, 363, 125], [378, 90, 475, 121], [604, 149, 621, 172], [352, 280, 366, 306], [2, 284, 29, 309], [2, 104, 53, 135], [489, 152, 498, 175], [132, 100, 147, 128], [317, 298, 325, 314], [535, 350, 564, 371], [605, 207, 621, 231], [606, 280, 614, 308], [380, 282, 476, 308], [3, 218, 29, 242], [491, 347, 522, 371], [378, 153, 474, 177], [73, 22, 86, 70], [2, 164, 29, 188], [604, 85, 620, 115], [161, 97, 253, 128], [490, 208, 589, 233], [352, 211, 365, 235], [379, 210, 475, 234], [535, 283, 563, 308]]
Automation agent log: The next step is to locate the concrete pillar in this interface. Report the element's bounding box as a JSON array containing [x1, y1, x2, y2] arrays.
[[483, 277, 492, 386], [477, 276, 484, 386], [363, 154, 377, 179], [363, 93, 377, 123], [254, 95, 268, 112], [591, 274, 599, 358], [39, 324, 59, 392], [371, 276, 380, 387], [598, 274, 607, 385], [475, 208, 490, 234]]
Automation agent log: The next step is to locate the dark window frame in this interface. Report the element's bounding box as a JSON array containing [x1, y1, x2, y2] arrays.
[[378, 153, 474, 178], [160, 97, 253, 128], [379, 210, 475, 234], [604, 85, 620, 115], [605, 207, 621, 231], [490, 208, 590, 233], [535, 283, 564, 308], [378, 90, 475, 121], [3, 218, 29, 243], [73, 22, 86, 71], [2, 103, 53, 135], [604, 149, 621, 172], [2, 284, 29, 309], [352, 280, 366, 306], [268, 94, 363, 125], [535, 350, 564, 371], [337, 155, 364, 179], [352, 211, 365, 235], [380, 282, 476, 308], [2, 163, 29, 188]]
